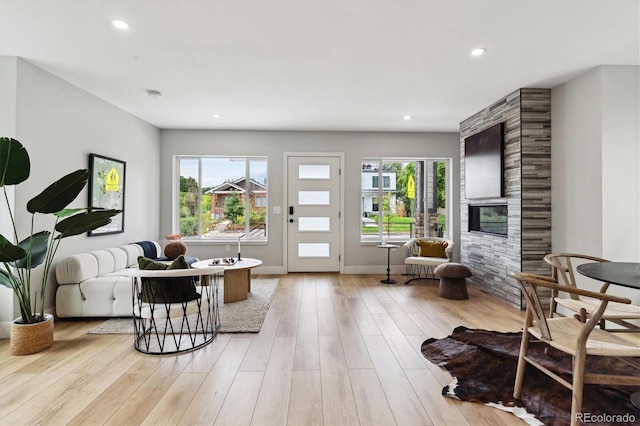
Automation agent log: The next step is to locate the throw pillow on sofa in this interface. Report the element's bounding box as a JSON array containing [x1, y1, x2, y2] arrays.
[[137, 254, 199, 303], [416, 240, 448, 258], [164, 241, 188, 260]]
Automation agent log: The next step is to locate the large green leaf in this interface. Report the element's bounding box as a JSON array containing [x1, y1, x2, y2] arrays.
[[0, 137, 30, 187], [55, 208, 86, 218], [55, 209, 121, 238], [0, 269, 18, 289], [0, 234, 27, 263], [13, 231, 50, 269], [26, 169, 89, 214]]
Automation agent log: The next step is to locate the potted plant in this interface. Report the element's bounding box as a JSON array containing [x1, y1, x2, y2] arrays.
[[0, 137, 121, 355]]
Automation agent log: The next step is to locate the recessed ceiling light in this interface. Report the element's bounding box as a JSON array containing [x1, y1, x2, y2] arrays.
[[212, 114, 222, 119], [147, 90, 162, 99], [403, 115, 412, 121], [471, 48, 486, 56], [111, 19, 129, 30]]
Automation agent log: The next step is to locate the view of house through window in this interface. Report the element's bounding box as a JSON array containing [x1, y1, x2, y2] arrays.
[[361, 159, 448, 242], [177, 157, 268, 241]]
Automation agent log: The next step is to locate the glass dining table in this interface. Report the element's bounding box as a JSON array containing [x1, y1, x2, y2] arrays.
[[576, 262, 640, 290], [576, 261, 640, 409]]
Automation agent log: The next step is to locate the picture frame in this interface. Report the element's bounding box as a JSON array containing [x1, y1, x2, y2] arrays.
[[88, 153, 126, 236]]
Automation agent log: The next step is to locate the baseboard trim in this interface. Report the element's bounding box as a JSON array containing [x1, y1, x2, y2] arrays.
[[343, 265, 404, 275], [0, 321, 11, 339], [254, 265, 404, 275]]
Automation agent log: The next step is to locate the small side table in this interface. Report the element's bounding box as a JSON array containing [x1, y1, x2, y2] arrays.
[[377, 243, 399, 284], [192, 258, 262, 303]]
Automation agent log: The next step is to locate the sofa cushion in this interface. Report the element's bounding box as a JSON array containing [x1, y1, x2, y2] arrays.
[[120, 244, 144, 267], [56, 253, 100, 285], [137, 255, 198, 303], [416, 240, 448, 258], [56, 275, 133, 317], [106, 247, 128, 271], [138, 256, 169, 270]]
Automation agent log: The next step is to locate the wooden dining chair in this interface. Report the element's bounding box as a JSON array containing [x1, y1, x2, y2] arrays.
[[512, 272, 640, 426], [544, 253, 640, 332]]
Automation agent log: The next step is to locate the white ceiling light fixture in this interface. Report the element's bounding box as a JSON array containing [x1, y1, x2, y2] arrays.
[[147, 90, 162, 99], [111, 19, 130, 30], [212, 113, 222, 119], [403, 115, 412, 121], [471, 48, 486, 56]]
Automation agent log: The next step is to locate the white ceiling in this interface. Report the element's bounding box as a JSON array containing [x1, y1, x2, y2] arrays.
[[1, 0, 638, 132]]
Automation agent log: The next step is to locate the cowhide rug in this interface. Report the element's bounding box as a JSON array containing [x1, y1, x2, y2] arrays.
[[421, 326, 639, 426]]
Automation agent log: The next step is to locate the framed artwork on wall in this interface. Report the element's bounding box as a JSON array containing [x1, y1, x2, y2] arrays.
[[88, 153, 126, 236]]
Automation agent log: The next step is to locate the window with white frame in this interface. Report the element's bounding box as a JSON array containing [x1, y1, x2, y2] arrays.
[[361, 159, 449, 242], [177, 156, 268, 241], [372, 175, 391, 188]]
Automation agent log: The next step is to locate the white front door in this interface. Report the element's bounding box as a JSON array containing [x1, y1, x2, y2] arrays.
[[286, 155, 341, 272]]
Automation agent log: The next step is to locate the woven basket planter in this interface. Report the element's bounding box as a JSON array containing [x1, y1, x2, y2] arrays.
[[10, 314, 54, 355]]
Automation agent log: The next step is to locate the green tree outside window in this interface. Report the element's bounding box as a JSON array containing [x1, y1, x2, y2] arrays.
[[224, 194, 244, 224]]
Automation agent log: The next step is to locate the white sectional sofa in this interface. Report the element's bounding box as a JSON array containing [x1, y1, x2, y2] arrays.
[[55, 241, 161, 318]]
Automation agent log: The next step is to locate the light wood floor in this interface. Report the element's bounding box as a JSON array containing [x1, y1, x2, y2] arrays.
[[0, 273, 527, 426]]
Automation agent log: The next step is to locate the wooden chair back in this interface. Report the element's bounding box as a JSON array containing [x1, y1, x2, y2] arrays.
[[513, 273, 555, 340], [543, 253, 611, 299]]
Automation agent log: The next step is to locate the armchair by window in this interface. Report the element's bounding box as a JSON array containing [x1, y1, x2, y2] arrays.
[[402, 237, 453, 283]]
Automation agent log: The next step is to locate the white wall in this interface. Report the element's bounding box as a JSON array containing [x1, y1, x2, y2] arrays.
[[0, 57, 19, 334], [551, 70, 603, 256], [551, 65, 639, 304], [601, 66, 640, 261], [0, 58, 161, 335], [160, 130, 460, 274]]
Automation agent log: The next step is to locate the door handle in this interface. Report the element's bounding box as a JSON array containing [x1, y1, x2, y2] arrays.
[[289, 218, 296, 223]]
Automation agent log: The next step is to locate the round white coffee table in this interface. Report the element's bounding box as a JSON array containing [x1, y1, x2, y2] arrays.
[[191, 258, 262, 303]]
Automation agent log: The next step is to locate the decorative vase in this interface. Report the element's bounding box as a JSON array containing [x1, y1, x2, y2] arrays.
[[10, 314, 54, 355]]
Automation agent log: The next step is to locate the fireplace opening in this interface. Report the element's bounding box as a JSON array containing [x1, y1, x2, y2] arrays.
[[469, 204, 508, 236]]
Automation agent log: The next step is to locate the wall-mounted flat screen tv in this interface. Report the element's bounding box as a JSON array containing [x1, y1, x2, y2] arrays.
[[465, 122, 504, 199]]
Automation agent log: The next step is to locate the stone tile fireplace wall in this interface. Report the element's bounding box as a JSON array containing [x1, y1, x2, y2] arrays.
[[460, 88, 551, 309]]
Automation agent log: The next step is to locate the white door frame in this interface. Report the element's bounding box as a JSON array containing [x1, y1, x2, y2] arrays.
[[283, 152, 345, 273]]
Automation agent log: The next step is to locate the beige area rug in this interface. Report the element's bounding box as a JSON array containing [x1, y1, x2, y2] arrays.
[[87, 278, 279, 334]]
